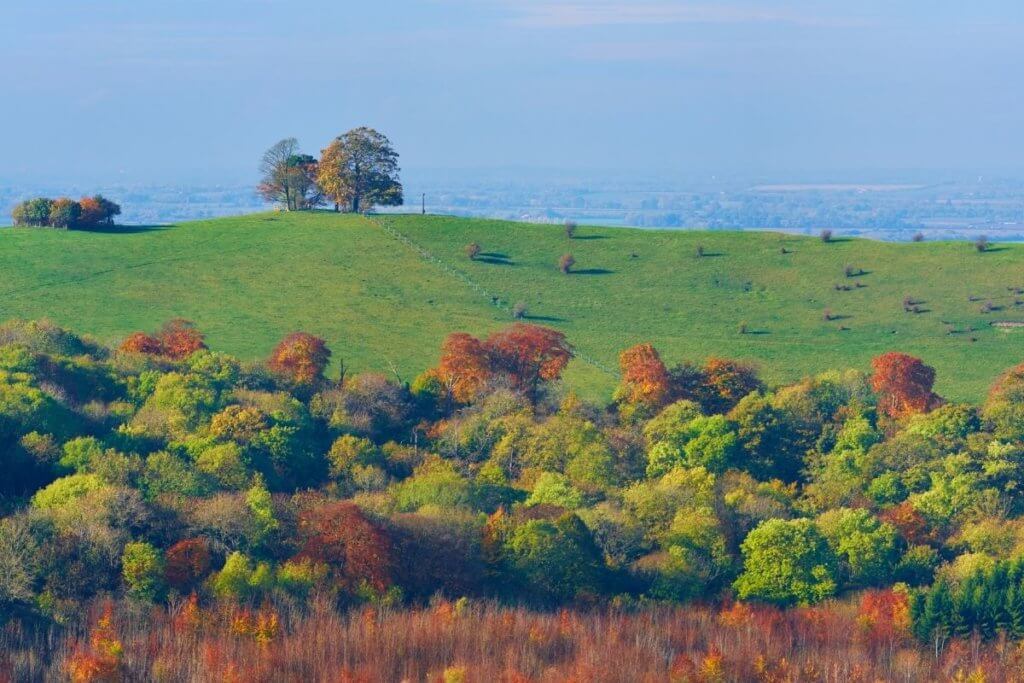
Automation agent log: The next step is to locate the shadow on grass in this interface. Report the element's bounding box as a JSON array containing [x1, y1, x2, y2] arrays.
[[828, 314, 853, 321], [479, 252, 509, 259], [743, 330, 771, 335], [572, 235, 610, 241], [571, 268, 614, 275], [697, 252, 726, 258], [523, 315, 568, 323], [77, 224, 168, 234], [476, 257, 514, 266], [981, 246, 1010, 253]]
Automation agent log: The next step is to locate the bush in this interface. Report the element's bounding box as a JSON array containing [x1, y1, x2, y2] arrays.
[[564, 220, 577, 239], [974, 235, 989, 252], [820, 229, 833, 243], [559, 253, 575, 274], [465, 243, 481, 260], [912, 232, 925, 242], [512, 302, 528, 320]]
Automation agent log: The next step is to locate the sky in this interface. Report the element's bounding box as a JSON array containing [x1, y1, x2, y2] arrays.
[[2, 0, 1023, 184]]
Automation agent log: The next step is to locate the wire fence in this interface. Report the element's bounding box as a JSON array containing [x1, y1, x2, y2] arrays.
[[366, 214, 617, 378]]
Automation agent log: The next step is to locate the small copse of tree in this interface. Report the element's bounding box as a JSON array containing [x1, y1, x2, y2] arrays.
[[11, 195, 120, 229]]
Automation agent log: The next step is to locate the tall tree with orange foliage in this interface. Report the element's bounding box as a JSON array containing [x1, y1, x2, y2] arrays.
[[268, 332, 331, 385], [871, 352, 940, 419], [616, 343, 671, 411], [438, 332, 490, 403]]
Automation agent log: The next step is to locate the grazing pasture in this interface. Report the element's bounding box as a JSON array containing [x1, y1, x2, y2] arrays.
[[1, 211, 1021, 401]]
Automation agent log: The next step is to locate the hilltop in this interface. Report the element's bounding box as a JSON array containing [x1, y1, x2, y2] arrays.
[[1, 211, 1021, 401]]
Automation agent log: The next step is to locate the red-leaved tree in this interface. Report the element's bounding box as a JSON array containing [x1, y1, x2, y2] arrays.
[[164, 538, 213, 592], [871, 352, 940, 419], [296, 501, 392, 593], [268, 332, 332, 385]]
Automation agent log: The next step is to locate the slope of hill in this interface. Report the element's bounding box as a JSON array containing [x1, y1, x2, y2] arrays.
[[1, 211, 1021, 401]]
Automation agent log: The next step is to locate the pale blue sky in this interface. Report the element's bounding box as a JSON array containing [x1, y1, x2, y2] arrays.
[[2, 1, 1022, 183]]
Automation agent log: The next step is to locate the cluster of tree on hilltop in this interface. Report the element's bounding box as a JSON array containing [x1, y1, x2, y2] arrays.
[[10, 195, 121, 229], [1, 317, 1024, 652], [257, 127, 403, 213]]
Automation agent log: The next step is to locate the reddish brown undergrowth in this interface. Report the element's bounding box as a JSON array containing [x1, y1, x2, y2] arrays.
[[1, 596, 1021, 682]]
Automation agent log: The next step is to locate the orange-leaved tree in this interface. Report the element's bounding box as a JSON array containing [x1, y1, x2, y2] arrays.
[[117, 319, 205, 358], [484, 323, 573, 400], [268, 332, 331, 385], [617, 343, 671, 409], [870, 352, 940, 419], [158, 319, 207, 359], [436, 324, 573, 403], [438, 332, 491, 403], [119, 332, 163, 355]]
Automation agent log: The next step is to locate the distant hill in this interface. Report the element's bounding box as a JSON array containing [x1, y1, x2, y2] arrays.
[[1, 211, 1021, 401]]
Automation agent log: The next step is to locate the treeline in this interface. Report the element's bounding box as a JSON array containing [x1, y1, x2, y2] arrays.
[[10, 195, 121, 229], [2, 317, 1024, 663]]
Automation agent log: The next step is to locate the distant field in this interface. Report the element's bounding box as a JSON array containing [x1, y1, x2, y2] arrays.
[[1, 212, 1022, 402]]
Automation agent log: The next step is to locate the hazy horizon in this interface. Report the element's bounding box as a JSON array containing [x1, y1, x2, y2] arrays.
[[3, 1, 1024, 186]]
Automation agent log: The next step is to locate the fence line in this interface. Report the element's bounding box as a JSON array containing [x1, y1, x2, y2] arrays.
[[366, 214, 617, 378]]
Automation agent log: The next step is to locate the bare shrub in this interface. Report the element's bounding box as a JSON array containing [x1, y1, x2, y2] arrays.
[[512, 302, 528, 320], [564, 220, 577, 239], [975, 236, 989, 253], [912, 232, 925, 242], [820, 229, 833, 243], [465, 243, 481, 260], [559, 253, 575, 274]]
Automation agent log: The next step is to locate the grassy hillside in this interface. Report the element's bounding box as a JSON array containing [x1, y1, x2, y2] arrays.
[[1, 211, 1022, 401]]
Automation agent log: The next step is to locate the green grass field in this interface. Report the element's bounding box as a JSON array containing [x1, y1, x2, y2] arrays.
[[1, 211, 1022, 402]]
